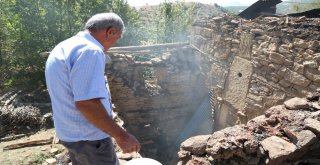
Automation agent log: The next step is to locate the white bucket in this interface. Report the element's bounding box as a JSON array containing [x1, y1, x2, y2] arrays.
[[125, 158, 162, 165]]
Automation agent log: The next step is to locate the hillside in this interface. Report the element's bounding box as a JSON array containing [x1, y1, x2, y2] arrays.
[[225, 1, 319, 15], [137, 2, 229, 24], [224, 6, 248, 14]]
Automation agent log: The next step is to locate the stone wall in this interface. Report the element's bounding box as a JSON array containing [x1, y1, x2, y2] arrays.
[[190, 14, 320, 130], [106, 45, 212, 162]]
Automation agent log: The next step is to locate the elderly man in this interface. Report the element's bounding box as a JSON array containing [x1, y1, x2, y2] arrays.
[[45, 13, 140, 165]]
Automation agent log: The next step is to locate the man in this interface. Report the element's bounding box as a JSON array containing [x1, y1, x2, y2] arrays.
[[45, 13, 140, 165]]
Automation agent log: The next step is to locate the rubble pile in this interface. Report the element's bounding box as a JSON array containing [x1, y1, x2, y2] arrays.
[[178, 91, 320, 165]]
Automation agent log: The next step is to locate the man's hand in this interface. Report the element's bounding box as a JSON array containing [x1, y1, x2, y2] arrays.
[[75, 98, 140, 153], [115, 132, 141, 153]]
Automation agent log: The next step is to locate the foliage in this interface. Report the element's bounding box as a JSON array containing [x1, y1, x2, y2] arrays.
[[0, 0, 141, 91], [28, 152, 54, 165], [139, 1, 196, 44], [0, 0, 204, 91]]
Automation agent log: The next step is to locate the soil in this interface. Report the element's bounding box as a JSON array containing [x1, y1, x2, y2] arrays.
[[0, 129, 66, 165]]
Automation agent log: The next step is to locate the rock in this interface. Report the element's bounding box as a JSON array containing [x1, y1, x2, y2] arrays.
[[305, 118, 320, 136], [293, 63, 304, 74], [186, 156, 211, 165], [305, 68, 320, 83], [230, 20, 239, 25], [261, 136, 296, 160], [284, 97, 310, 110], [50, 148, 59, 154], [212, 16, 223, 22], [279, 79, 291, 88], [178, 150, 191, 161], [293, 38, 308, 49], [282, 128, 297, 142], [309, 40, 320, 50], [284, 69, 310, 87], [296, 130, 318, 148], [244, 140, 259, 154], [181, 135, 210, 155], [45, 158, 57, 165], [269, 52, 285, 64], [251, 29, 264, 35], [303, 61, 318, 69], [55, 153, 70, 165], [268, 43, 278, 51]]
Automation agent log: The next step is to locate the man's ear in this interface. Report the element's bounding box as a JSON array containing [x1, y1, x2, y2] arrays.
[[106, 27, 117, 37]]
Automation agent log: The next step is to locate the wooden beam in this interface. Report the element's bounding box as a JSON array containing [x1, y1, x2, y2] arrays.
[[3, 137, 53, 150], [109, 42, 189, 52]]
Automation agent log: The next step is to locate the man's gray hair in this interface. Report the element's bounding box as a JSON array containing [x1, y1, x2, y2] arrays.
[[85, 13, 125, 32]]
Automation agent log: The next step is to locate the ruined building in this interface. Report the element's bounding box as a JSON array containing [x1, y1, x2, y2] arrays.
[[106, 13, 320, 163], [178, 12, 320, 165], [0, 7, 319, 165]]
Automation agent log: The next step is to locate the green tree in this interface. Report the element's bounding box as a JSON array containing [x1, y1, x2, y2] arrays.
[[141, 0, 195, 44], [0, 0, 141, 92]]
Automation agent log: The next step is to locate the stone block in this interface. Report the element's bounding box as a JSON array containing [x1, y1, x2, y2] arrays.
[[181, 135, 211, 155], [45, 158, 57, 165], [309, 40, 320, 50], [296, 130, 318, 149], [284, 97, 310, 110], [305, 68, 320, 83], [268, 43, 279, 51], [303, 61, 318, 69], [269, 52, 285, 64], [50, 148, 59, 154], [284, 69, 310, 87], [261, 136, 296, 160], [305, 118, 320, 136], [278, 45, 290, 54], [293, 38, 309, 49], [201, 28, 213, 38], [250, 29, 264, 35]]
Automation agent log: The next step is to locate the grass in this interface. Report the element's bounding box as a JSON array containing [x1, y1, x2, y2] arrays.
[[28, 152, 54, 165]]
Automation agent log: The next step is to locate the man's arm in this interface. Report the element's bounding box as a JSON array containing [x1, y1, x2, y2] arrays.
[[75, 98, 140, 153]]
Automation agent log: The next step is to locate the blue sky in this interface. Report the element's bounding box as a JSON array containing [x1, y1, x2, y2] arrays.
[[127, 0, 259, 7]]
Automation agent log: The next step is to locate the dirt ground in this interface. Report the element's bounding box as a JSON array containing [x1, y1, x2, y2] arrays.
[[0, 129, 66, 165]]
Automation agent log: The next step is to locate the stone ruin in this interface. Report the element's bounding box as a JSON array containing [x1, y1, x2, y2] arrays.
[[178, 93, 320, 165], [106, 14, 320, 163], [0, 13, 320, 164], [176, 13, 320, 165]]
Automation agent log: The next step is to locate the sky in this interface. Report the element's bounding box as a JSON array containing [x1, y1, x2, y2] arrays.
[[127, 0, 259, 7]]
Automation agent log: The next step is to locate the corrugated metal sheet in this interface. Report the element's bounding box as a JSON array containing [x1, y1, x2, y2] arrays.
[[239, 0, 282, 19]]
